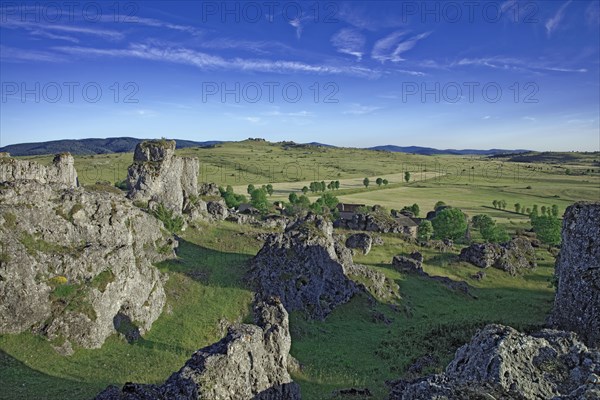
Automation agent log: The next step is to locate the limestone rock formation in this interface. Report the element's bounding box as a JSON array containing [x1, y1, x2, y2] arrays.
[[249, 214, 359, 319], [127, 140, 199, 214], [459, 237, 536, 275], [549, 202, 600, 348], [0, 152, 78, 187], [0, 157, 173, 349], [392, 252, 423, 274], [345, 233, 373, 255], [388, 324, 600, 400], [95, 298, 301, 400]]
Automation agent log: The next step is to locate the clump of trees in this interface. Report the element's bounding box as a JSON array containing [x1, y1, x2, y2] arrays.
[[307, 180, 340, 193], [220, 185, 248, 209], [472, 214, 509, 243], [431, 207, 468, 241], [287, 191, 339, 218], [401, 203, 420, 217], [530, 214, 561, 245], [417, 220, 433, 241], [492, 200, 507, 209]]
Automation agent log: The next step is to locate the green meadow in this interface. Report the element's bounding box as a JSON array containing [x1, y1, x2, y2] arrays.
[[3, 141, 599, 399]]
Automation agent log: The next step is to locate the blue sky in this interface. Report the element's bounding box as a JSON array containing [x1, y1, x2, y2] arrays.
[[0, 0, 599, 150]]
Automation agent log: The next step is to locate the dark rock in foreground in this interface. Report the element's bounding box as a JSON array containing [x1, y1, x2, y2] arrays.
[[549, 202, 600, 348], [388, 324, 600, 400], [345, 233, 373, 255], [249, 214, 360, 320], [459, 237, 536, 275], [96, 298, 301, 400]]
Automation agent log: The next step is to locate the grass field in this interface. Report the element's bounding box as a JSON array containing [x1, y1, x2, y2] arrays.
[[2, 141, 598, 399]]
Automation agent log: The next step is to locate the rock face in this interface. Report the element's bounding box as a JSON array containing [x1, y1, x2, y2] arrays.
[[127, 140, 199, 214], [392, 252, 423, 274], [549, 202, 600, 348], [95, 298, 301, 400], [0, 157, 173, 349], [345, 233, 372, 255], [459, 237, 536, 275], [389, 324, 600, 400], [334, 213, 418, 237], [250, 214, 359, 320], [0, 152, 78, 187]]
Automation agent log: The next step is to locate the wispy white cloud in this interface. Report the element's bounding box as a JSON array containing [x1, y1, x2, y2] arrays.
[[372, 31, 431, 63], [29, 29, 80, 43], [263, 110, 314, 118], [338, 3, 404, 31], [545, 0, 572, 37], [482, 115, 492, 120], [585, 1, 600, 27], [522, 116, 536, 122], [0, 45, 66, 63], [0, 18, 125, 40], [452, 56, 587, 73], [52, 43, 383, 78], [330, 28, 366, 61], [289, 17, 311, 39], [244, 116, 262, 123], [108, 15, 203, 36], [343, 103, 381, 115]]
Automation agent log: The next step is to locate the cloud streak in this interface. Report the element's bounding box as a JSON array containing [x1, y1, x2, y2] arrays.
[[372, 31, 431, 63], [331, 28, 366, 61], [545, 0, 572, 37]]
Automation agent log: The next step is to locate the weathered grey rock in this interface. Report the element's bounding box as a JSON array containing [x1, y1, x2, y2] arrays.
[[95, 298, 301, 400], [345, 233, 372, 255], [549, 202, 600, 348], [0, 152, 78, 187], [0, 178, 173, 349], [127, 140, 199, 214], [459, 237, 536, 275], [206, 200, 229, 220], [249, 214, 359, 320], [198, 182, 220, 197], [334, 212, 418, 237], [392, 254, 423, 274], [388, 324, 600, 400]]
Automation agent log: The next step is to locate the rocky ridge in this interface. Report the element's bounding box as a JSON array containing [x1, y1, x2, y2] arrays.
[[96, 297, 301, 400], [0, 155, 174, 349]]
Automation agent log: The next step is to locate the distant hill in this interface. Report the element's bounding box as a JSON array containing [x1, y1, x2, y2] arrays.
[[1, 137, 531, 157], [368, 145, 531, 156], [0, 137, 223, 156], [490, 151, 600, 165]]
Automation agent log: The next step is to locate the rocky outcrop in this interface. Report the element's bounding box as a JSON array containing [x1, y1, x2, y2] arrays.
[[459, 237, 536, 275], [345, 233, 372, 255], [392, 252, 423, 274], [388, 324, 600, 400], [549, 202, 600, 348], [334, 213, 417, 237], [127, 140, 199, 214], [250, 214, 360, 320], [0, 158, 173, 349], [95, 298, 301, 400], [0, 152, 78, 187]]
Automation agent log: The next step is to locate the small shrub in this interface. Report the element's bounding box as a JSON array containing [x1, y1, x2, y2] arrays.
[[152, 203, 184, 234], [48, 276, 68, 286]]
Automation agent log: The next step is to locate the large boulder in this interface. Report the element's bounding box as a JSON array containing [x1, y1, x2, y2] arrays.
[[389, 324, 600, 399], [0, 161, 173, 349], [0, 152, 78, 187], [459, 237, 536, 275], [392, 252, 423, 274], [127, 140, 199, 214], [549, 202, 600, 348], [249, 214, 359, 320], [345, 233, 372, 255], [95, 298, 301, 400]]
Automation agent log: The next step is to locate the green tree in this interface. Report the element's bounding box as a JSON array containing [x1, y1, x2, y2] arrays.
[[302, 186, 309, 195], [310, 192, 339, 215], [334, 180, 340, 189], [531, 215, 561, 245], [434, 201, 446, 210], [540, 205, 547, 216], [473, 214, 508, 243], [551, 204, 559, 217], [492, 200, 498, 209], [250, 188, 269, 212], [265, 184, 274, 196], [411, 203, 420, 217], [247, 184, 255, 195], [404, 171, 411, 182], [500, 200, 507, 209], [376, 177, 383, 187], [472, 214, 494, 230], [417, 220, 434, 241], [320, 181, 326, 192], [363, 177, 370, 188], [382, 179, 389, 186], [309, 182, 317, 193], [514, 203, 521, 213], [288, 192, 298, 204], [431, 208, 468, 241], [531, 204, 539, 217]]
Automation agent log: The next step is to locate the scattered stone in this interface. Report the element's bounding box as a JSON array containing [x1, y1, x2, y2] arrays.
[[459, 237, 537, 275], [206, 200, 229, 220], [470, 271, 486, 281], [406, 354, 439, 376], [127, 140, 199, 215], [95, 297, 301, 400], [345, 233, 373, 255], [332, 387, 372, 397], [388, 324, 600, 400], [372, 236, 384, 246], [549, 202, 600, 348], [392, 254, 423, 274], [198, 182, 220, 196]]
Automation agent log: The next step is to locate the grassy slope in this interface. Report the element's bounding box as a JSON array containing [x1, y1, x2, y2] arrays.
[[3, 142, 598, 399]]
